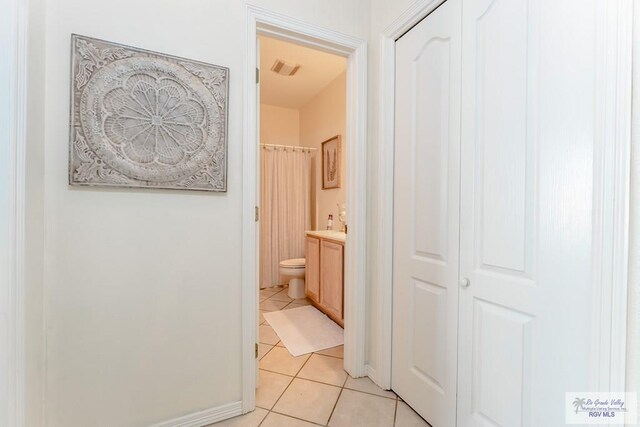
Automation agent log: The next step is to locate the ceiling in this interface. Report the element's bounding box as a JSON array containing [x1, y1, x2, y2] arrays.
[[259, 35, 347, 109]]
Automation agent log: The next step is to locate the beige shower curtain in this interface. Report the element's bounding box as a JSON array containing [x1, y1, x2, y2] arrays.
[[260, 146, 313, 288]]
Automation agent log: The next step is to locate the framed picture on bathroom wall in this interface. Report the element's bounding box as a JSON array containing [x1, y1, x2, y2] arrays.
[[321, 135, 341, 189]]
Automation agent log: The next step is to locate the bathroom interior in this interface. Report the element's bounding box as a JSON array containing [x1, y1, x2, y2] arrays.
[[257, 35, 349, 383]]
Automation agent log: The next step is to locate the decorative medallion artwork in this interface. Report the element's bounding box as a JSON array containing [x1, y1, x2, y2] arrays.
[[69, 34, 229, 191]]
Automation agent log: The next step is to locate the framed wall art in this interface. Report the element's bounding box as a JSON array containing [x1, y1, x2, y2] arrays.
[[69, 34, 229, 191], [321, 135, 341, 189]]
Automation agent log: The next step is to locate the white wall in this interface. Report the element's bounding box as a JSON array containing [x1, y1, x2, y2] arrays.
[[1, 0, 46, 425], [37, 0, 369, 426], [299, 72, 347, 230], [628, 0, 640, 400], [364, 0, 420, 380], [0, 0, 14, 423], [25, 0, 46, 424], [260, 104, 300, 146]]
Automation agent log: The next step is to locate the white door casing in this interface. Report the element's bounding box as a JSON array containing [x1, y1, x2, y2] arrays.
[[243, 5, 368, 412], [392, 0, 461, 425]]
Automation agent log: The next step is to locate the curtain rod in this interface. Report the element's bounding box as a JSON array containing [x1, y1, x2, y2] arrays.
[[260, 143, 317, 151]]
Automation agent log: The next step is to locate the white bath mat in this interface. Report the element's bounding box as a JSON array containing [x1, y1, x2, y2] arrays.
[[263, 305, 344, 357]]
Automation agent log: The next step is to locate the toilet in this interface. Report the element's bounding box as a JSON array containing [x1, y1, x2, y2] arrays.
[[279, 258, 306, 299]]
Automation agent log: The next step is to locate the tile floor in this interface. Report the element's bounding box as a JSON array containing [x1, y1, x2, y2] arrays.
[[212, 286, 431, 427]]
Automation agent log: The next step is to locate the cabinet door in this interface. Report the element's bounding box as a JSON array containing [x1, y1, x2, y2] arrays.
[[320, 240, 344, 321], [305, 236, 320, 303]]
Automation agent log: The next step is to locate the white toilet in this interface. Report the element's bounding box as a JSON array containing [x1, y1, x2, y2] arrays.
[[279, 258, 306, 299]]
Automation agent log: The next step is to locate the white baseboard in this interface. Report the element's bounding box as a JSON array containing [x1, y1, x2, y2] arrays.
[[151, 401, 243, 427]]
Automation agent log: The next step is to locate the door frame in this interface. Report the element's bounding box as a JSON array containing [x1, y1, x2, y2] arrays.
[[1, 0, 28, 425], [241, 5, 368, 412], [373, 0, 633, 394]]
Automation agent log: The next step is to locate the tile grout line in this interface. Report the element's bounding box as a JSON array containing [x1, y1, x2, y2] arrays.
[[258, 286, 296, 427], [258, 346, 316, 426], [268, 409, 326, 426], [393, 397, 399, 427], [259, 366, 397, 401], [325, 383, 345, 426], [265, 348, 314, 412], [322, 366, 350, 426], [260, 285, 397, 425], [258, 343, 278, 361]]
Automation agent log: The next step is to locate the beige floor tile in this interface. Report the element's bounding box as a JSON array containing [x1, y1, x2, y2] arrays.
[[256, 369, 293, 410], [292, 298, 313, 305], [395, 401, 431, 426], [344, 376, 396, 399], [259, 324, 280, 345], [258, 343, 273, 360], [260, 294, 274, 302], [283, 303, 306, 311], [259, 310, 268, 324], [315, 345, 344, 358], [261, 412, 318, 427], [260, 300, 289, 312], [328, 389, 396, 427], [211, 407, 268, 426], [272, 378, 341, 425], [276, 341, 285, 347], [270, 289, 294, 302], [260, 346, 310, 376], [297, 354, 347, 386]]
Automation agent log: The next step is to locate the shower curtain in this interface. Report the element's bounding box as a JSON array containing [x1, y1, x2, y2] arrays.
[[260, 146, 313, 288]]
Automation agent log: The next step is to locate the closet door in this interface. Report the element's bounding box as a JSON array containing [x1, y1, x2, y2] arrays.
[[392, 0, 461, 425], [457, 0, 597, 425]]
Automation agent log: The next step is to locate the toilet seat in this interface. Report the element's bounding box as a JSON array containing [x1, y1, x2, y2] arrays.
[[279, 258, 306, 269]]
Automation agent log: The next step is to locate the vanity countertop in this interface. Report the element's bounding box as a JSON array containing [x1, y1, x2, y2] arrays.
[[305, 230, 346, 244]]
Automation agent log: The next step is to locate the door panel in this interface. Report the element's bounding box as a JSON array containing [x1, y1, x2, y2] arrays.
[[470, 299, 534, 427], [473, 0, 532, 276], [392, 0, 461, 425], [457, 0, 596, 425], [458, 1, 537, 424], [409, 278, 447, 391]]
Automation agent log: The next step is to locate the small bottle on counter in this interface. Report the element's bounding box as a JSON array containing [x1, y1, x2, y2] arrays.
[[327, 214, 333, 230]]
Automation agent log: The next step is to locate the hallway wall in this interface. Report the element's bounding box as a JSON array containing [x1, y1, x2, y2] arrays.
[[38, 1, 369, 425]]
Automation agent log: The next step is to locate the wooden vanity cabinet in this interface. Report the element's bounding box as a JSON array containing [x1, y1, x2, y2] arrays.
[[305, 236, 320, 303], [305, 234, 344, 327], [319, 240, 344, 322]]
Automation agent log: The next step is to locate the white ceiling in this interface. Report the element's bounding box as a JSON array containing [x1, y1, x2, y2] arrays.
[[259, 35, 347, 109]]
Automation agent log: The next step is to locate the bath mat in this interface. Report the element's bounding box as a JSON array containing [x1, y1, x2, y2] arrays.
[[263, 305, 344, 357]]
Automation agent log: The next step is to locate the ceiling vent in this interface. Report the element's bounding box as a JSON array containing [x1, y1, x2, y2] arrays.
[[270, 59, 300, 76]]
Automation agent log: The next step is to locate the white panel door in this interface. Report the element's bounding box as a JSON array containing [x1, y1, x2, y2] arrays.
[[392, 0, 461, 425], [457, 0, 596, 425]]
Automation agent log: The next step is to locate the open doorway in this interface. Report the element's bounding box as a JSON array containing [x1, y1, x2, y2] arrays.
[[241, 5, 368, 417], [256, 32, 349, 402], [258, 35, 347, 307]]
